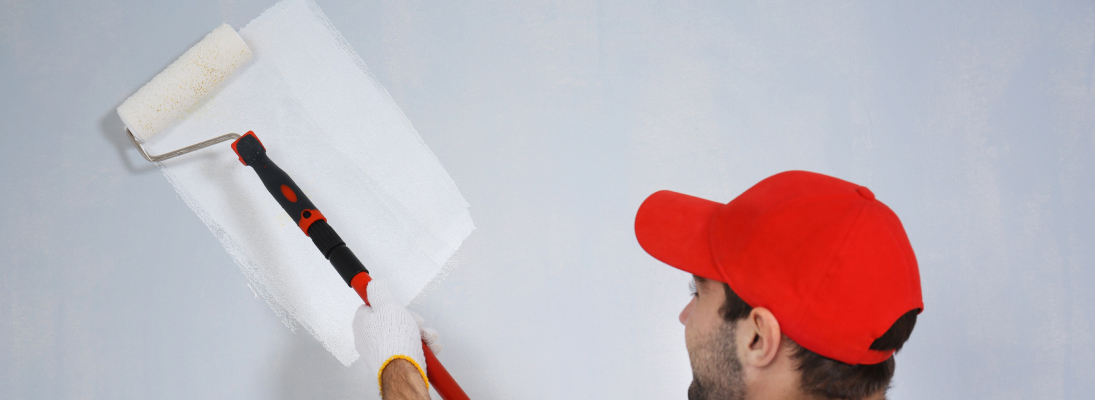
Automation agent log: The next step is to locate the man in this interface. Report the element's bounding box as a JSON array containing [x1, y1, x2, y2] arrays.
[[356, 170, 923, 400], [634, 170, 923, 399]]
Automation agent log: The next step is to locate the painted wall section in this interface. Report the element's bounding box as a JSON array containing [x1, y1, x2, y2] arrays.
[[140, 0, 474, 366]]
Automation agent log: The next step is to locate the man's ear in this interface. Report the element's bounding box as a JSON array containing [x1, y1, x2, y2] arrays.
[[740, 307, 782, 368]]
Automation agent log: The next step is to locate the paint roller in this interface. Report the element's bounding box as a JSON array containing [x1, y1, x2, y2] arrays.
[[118, 23, 469, 400]]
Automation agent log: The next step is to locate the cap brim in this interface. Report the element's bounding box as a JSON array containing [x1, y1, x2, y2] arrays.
[[634, 190, 724, 282]]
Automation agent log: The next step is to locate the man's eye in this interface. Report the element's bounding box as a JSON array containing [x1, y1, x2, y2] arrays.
[[688, 280, 698, 297]]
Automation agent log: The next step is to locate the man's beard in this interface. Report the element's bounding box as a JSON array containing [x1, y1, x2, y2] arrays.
[[687, 321, 746, 400]]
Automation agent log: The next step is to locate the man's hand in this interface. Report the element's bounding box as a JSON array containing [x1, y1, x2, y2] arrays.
[[353, 279, 429, 400]]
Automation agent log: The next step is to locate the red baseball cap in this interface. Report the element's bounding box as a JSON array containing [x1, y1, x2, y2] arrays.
[[635, 171, 923, 365]]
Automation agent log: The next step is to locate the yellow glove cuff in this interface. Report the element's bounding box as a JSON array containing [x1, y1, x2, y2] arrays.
[[377, 355, 429, 396]]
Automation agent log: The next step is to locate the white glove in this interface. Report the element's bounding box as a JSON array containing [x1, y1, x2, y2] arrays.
[[410, 311, 443, 355], [353, 279, 428, 394]]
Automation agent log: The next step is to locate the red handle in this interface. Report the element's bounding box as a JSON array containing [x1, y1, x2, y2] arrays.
[[351, 273, 470, 400], [423, 340, 469, 400], [351, 273, 374, 306]]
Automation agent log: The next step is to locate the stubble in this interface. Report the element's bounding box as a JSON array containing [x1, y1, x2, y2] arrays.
[[688, 321, 746, 400]]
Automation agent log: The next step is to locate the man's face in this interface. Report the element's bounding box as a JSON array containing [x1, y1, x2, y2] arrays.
[[680, 276, 746, 400]]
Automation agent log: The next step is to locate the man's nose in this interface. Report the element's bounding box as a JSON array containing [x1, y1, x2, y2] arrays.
[[679, 297, 696, 325]]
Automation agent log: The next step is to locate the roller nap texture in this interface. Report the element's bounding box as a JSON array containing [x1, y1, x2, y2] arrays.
[[117, 23, 252, 142]]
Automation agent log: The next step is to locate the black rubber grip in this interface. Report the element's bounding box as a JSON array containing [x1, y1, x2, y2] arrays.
[[309, 220, 370, 286], [234, 133, 316, 227], [308, 220, 344, 258], [327, 245, 368, 286], [235, 132, 369, 286]]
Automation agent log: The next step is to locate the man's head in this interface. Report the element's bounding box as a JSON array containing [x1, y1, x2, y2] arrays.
[[681, 275, 918, 399], [635, 171, 923, 400]]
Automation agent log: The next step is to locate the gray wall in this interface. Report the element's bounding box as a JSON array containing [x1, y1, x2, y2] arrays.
[[2, 0, 1093, 399]]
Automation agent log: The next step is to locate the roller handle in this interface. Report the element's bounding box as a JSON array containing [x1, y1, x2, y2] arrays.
[[233, 132, 470, 399]]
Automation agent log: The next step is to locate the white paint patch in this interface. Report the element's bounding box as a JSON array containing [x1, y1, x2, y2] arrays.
[[141, 0, 473, 366]]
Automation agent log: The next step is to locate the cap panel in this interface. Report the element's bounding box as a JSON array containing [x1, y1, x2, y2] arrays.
[[880, 203, 925, 314], [794, 201, 923, 364], [799, 207, 897, 363], [712, 192, 868, 353], [634, 190, 724, 281]]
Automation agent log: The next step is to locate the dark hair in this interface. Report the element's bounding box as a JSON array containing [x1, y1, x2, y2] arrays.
[[719, 283, 918, 400]]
